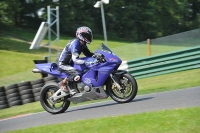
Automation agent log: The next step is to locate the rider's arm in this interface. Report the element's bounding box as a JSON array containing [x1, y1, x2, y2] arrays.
[[58, 45, 71, 65], [72, 52, 85, 64], [83, 45, 94, 57], [70, 41, 85, 64]]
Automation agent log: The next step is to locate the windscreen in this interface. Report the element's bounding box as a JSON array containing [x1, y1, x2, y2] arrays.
[[97, 43, 112, 53]]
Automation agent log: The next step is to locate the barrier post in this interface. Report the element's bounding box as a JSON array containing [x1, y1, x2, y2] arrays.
[[147, 39, 151, 56]]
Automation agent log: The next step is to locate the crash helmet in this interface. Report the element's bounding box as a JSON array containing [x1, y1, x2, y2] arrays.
[[76, 26, 93, 44]]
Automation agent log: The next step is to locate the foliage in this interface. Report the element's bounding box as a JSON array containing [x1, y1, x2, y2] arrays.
[[0, 0, 56, 29], [1, 0, 200, 41]]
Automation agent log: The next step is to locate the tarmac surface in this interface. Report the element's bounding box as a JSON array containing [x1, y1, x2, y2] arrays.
[[0, 86, 200, 132]]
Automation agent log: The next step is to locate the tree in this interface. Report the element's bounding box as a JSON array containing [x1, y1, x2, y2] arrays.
[[58, 0, 97, 36], [0, 0, 23, 27], [1, 0, 200, 41], [0, 0, 56, 29], [187, 0, 200, 29]]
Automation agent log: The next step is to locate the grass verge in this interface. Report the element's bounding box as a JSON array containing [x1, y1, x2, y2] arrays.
[[137, 68, 200, 95], [5, 106, 200, 133]]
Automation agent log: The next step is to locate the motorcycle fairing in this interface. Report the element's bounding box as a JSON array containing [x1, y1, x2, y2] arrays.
[[81, 64, 117, 87], [35, 63, 70, 79]]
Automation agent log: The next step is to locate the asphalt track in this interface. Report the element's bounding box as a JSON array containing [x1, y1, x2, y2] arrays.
[[0, 86, 200, 133]]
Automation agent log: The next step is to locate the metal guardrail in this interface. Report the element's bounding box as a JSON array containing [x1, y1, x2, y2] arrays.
[[123, 46, 200, 79]]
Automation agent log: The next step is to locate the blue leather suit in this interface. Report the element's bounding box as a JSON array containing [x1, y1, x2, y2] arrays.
[[58, 38, 93, 72]]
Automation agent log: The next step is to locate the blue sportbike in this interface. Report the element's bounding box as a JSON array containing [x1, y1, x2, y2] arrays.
[[32, 44, 138, 114]]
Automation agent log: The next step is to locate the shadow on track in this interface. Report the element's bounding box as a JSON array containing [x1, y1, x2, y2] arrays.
[[65, 97, 154, 113]]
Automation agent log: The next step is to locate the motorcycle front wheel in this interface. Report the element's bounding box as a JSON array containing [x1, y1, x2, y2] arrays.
[[40, 82, 70, 114], [107, 73, 138, 103]]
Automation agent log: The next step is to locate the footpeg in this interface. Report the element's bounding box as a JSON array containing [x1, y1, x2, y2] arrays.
[[69, 90, 76, 96]]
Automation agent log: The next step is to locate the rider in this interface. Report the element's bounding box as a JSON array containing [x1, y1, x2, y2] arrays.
[[58, 26, 94, 94]]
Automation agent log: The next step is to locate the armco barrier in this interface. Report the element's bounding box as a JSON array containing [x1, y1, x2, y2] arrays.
[[119, 45, 200, 79]]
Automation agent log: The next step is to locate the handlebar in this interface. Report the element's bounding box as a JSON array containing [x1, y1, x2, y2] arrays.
[[92, 53, 106, 63]]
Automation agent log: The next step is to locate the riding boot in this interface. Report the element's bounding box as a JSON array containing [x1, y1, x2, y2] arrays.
[[60, 77, 77, 95], [60, 77, 69, 93]]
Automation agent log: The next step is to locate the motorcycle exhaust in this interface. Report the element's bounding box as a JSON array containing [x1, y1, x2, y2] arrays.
[[32, 68, 42, 73]]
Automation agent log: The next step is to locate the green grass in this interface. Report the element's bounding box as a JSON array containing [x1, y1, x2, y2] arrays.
[[0, 50, 42, 78], [0, 68, 199, 120], [5, 106, 200, 133], [0, 35, 52, 80], [111, 43, 194, 60], [137, 68, 200, 95], [1, 28, 37, 41]]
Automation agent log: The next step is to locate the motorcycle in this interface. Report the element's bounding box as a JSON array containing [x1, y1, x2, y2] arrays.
[[32, 44, 138, 114]]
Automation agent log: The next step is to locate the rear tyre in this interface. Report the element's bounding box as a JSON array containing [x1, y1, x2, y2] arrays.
[[107, 73, 137, 103], [40, 82, 70, 114]]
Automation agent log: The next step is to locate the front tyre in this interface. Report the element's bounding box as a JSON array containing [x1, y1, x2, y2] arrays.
[[40, 82, 70, 114], [107, 73, 138, 103]]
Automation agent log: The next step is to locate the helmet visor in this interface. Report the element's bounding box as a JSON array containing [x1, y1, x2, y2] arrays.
[[81, 32, 92, 43]]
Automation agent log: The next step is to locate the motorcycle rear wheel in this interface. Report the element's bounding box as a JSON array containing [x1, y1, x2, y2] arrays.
[[40, 82, 70, 114], [107, 73, 138, 103]]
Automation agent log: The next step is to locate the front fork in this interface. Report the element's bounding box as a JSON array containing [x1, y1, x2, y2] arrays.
[[110, 70, 128, 91], [110, 74, 123, 91]]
